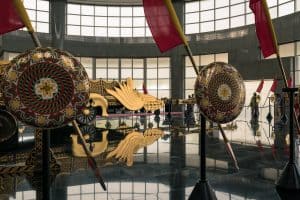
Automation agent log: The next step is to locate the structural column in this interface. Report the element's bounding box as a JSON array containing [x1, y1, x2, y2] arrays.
[[50, 0, 66, 50]]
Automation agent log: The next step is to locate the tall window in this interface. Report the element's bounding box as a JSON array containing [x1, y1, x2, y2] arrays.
[[67, 4, 151, 37], [185, 0, 296, 34], [96, 57, 170, 98], [23, 0, 49, 33]]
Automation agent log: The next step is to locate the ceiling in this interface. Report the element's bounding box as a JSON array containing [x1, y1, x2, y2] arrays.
[[68, 0, 143, 6]]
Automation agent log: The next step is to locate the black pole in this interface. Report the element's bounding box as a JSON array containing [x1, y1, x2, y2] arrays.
[[276, 87, 300, 199], [188, 114, 217, 200], [42, 129, 50, 200], [200, 114, 206, 181]]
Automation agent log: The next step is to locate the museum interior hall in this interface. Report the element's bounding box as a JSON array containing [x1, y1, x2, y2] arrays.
[[0, 0, 300, 199]]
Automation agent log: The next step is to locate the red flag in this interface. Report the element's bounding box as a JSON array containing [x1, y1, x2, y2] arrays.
[[256, 79, 264, 93], [270, 79, 278, 92], [250, 0, 277, 58], [142, 82, 148, 94], [288, 77, 293, 88], [0, 0, 25, 35], [143, 0, 186, 52]]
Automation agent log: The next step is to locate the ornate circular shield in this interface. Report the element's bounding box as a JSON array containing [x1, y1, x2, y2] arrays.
[[195, 62, 245, 124], [3, 47, 89, 128]]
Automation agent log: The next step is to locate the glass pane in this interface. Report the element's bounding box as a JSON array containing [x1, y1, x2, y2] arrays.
[[27, 10, 36, 21], [269, 7, 278, 19], [216, 7, 229, 19], [200, 0, 214, 10], [24, 0, 36, 9], [81, 5, 94, 15], [121, 59, 132, 68], [107, 69, 119, 79], [231, 3, 245, 16], [121, 7, 132, 16], [133, 59, 143, 68], [108, 27, 120, 37], [96, 68, 107, 79], [95, 6, 107, 16], [158, 90, 169, 98], [107, 59, 119, 68], [68, 15, 80, 25], [200, 10, 214, 21], [67, 25, 80, 35], [121, 17, 132, 27], [279, 2, 294, 17], [121, 28, 132, 37], [279, 43, 295, 57], [108, 7, 120, 16], [147, 80, 157, 89], [37, 0, 49, 11], [81, 16, 94, 26], [231, 0, 244, 4], [95, 27, 107, 37], [279, 0, 292, 4], [81, 26, 94, 36], [158, 57, 170, 68], [133, 69, 143, 78], [185, 23, 199, 34], [158, 79, 169, 89], [201, 21, 214, 32], [133, 17, 145, 27], [215, 18, 229, 30], [133, 27, 145, 37], [246, 13, 255, 25], [215, 53, 228, 62], [216, 0, 229, 8], [147, 58, 157, 68], [81, 57, 93, 68], [186, 1, 200, 13], [133, 7, 144, 16], [108, 17, 119, 26], [231, 15, 245, 28], [96, 59, 107, 68], [68, 4, 80, 15], [200, 54, 215, 65], [147, 69, 157, 78], [185, 78, 195, 89], [121, 69, 132, 78], [158, 68, 169, 78], [36, 22, 49, 33], [95, 17, 107, 26], [37, 11, 49, 22], [186, 12, 200, 24], [186, 67, 197, 78], [268, 0, 278, 7], [85, 68, 93, 78]]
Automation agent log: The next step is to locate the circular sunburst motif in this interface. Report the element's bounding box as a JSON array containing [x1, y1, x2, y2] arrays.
[[195, 62, 245, 124], [3, 47, 89, 128], [217, 84, 231, 101]]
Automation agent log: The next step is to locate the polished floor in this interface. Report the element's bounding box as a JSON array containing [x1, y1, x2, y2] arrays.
[[0, 107, 299, 200]]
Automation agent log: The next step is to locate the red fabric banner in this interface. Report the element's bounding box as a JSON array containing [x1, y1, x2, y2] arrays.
[[143, 0, 184, 52], [270, 79, 278, 92], [256, 79, 264, 93], [288, 77, 293, 88], [0, 0, 25, 35], [142, 82, 148, 94], [250, 0, 276, 58]]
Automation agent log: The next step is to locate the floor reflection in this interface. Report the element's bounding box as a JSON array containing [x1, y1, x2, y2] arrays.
[[0, 110, 298, 200]]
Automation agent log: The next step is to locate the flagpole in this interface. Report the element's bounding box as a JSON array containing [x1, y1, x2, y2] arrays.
[[162, 0, 239, 170], [12, 0, 107, 191], [263, 88, 271, 107], [183, 44, 239, 170], [261, 0, 300, 134]]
